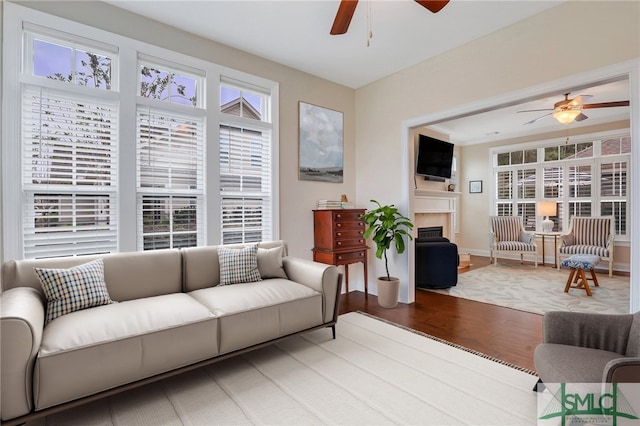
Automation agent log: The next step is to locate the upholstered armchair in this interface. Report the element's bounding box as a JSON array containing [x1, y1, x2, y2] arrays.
[[489, 216, 538, 267], [557, 216, 614, 277], [415, 237, 458, 289], [534, 311, 640, 385]]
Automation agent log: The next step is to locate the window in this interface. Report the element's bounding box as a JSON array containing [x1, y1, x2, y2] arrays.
[[3, 5, 279, 260], [136, 59, 205, 250], [21, 33, 118, 258], [493, 135, 630, 239], [219, 81, 273, 244]]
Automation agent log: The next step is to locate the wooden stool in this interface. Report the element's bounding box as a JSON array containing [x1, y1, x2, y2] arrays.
[[560, 254, 601, 296]]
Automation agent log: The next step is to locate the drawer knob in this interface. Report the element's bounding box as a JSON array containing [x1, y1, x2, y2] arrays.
[[337, 242, 342, 246], [359, 253, 364, 257], [359, 239, 364, 243], [338, 256, 343, 260], [337, 232, 342, 236], [336, 223, 342, 227], [336, 214, 341, 218]]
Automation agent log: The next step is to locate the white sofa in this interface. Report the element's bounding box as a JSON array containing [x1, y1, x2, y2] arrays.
[[0, 241, 341, 425]]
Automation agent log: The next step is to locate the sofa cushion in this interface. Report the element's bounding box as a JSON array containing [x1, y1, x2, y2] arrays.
[[34, 259, 114, 324], [34, 293, 218, 410], [2, 249, 184, 302], [218, 245, 262, 285], [189, 279, 323, 354], [180, 241, 289, 292], [257, 246, 288, 279]]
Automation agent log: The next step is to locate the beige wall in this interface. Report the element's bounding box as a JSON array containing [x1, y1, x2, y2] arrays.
[[355, 1, 639, 302], [3, 1, 357, 261], [2, 2, 639, 304]]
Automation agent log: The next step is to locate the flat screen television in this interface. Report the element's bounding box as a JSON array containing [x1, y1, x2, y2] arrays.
[[416, 134, 454, 180]]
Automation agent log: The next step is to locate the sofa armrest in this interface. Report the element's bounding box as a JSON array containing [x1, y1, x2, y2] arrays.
[[1, 287, 46, 421], [603, 357, 640, 383], [283, 257, 341, 324], [543, 311, 634, 354]]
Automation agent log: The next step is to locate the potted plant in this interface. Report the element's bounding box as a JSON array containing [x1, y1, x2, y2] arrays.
[[361, 200, 414, 308]]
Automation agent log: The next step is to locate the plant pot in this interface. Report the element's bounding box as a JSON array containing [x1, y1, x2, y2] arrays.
[[377, 277, 400, 308]]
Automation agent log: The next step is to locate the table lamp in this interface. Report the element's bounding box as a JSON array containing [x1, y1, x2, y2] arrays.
[[537, 201, 557, 233]]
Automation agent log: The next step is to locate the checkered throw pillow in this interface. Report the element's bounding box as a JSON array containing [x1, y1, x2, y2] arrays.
[[218, 244, 262, 285], [34, 258, 114, 325]]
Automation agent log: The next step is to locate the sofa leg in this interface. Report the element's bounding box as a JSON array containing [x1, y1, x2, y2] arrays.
[[533, 378, 545, 392], [331, 325, 336, 339]]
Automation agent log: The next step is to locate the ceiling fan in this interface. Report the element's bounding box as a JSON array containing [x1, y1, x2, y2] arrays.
[[330, 0, 450, 35], [518, 93, 630, 125]]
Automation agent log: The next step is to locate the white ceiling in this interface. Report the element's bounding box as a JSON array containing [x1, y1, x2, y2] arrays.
[[431, 79, 631, 145], [106, 0, 564, 89], [106, 0, 630, 144]]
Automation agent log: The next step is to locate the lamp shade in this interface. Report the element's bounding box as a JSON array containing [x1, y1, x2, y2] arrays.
[[537, 201, 557, 232], [553, 109, 581, 125], [537, 201, 557, 217]]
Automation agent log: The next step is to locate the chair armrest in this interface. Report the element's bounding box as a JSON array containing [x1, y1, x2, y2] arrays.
[[283, 257, 341, 324], [603, 357, 640, 383], [606, 232, 615, 249], [1, 287, 46, 421], [543, 311, 634, 354]]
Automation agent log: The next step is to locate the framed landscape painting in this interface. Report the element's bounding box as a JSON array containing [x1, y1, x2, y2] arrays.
[[299, 101, 343, 183]]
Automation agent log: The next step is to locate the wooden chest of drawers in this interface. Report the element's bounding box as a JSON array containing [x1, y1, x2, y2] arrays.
[[312, 209, 368, 295]]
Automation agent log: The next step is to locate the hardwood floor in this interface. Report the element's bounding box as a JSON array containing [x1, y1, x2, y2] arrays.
[[338, 255, 543, 372]]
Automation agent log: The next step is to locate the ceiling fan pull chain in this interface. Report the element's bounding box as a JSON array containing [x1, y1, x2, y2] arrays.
[[366, 0, 373, 47]]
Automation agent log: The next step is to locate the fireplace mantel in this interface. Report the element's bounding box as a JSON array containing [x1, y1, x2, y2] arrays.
[[413, 190, 460, 213], [413, 189, 460, 240]]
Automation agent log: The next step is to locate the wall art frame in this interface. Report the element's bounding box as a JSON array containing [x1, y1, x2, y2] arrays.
[[298, 101, 344, 183], [469, 180, 483, 194]]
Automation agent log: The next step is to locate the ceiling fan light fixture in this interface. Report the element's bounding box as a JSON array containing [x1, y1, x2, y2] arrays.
[[553, 109, 581, 125]]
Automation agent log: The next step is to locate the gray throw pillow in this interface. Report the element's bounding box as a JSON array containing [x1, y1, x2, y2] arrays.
[[257, 246, 288, 279]]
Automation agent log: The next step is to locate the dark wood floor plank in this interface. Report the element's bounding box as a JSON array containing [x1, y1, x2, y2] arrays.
[[338, 256, 543, 372]]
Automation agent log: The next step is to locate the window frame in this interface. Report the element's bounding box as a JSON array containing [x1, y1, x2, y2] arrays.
[[2, 3, 280, 261], [491, 131, 631, 240]]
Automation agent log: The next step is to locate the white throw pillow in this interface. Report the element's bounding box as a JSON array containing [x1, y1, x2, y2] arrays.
[[34, 258, 115, 324], [257, 246, 288, 279], [218, 244, 262, 285]]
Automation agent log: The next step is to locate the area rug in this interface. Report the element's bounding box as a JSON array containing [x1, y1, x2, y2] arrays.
[[29, 312, 539, 425], [428, 263, 630, 315]]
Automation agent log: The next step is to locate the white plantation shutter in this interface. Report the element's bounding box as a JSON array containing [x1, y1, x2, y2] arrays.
[[22, 86, 118, 258], [136, 106, 205, 250], [220, 124, 272, 244]]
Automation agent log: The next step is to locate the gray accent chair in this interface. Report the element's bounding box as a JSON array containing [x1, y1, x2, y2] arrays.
[[534, 311, 640, 386]]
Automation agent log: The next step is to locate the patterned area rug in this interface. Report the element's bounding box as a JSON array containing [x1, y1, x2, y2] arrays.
[[28, 312, 539, 425], [427, 263, 630, 315]]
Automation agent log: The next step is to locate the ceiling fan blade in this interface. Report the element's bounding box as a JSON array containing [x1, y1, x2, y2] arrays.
[[415, 0, 450, 13], [518, 108, 554, 113], [568, 95, 593, 107], [523, 112, 553, 125], [575, 113, 589, 122], [581, 100, 630, 109], [330, 0, 358, 35]]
